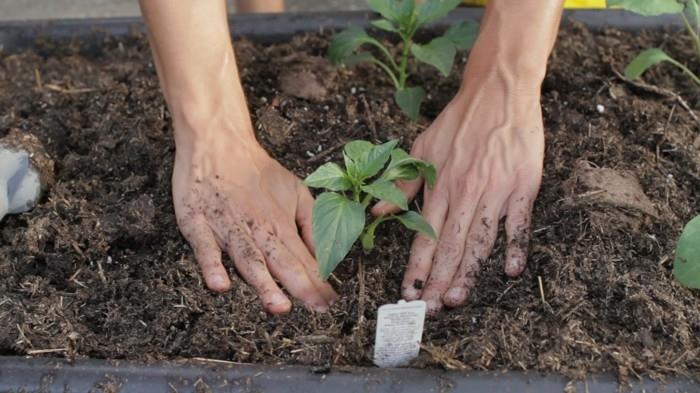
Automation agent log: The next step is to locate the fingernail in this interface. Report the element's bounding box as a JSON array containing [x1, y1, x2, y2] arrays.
[[505, 258, 526, 277], [269, 292, 289, 306], [208, 275, 229, 292], [443, 287, 466, 307], [402, 286, 419, 300]]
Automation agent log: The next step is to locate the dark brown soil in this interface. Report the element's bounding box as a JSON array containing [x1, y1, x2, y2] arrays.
[[0, 22, 698, 381]]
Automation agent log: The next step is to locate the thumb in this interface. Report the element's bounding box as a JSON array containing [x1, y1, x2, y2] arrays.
[[295, 181, 316, 254]]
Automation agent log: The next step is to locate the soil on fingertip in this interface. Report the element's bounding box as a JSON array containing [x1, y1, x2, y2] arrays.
[[0, 22, 699, 381]]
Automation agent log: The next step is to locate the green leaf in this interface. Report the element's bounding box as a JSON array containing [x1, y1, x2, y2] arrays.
[[442, 20, 480, 51], [416, 0, 463, 27], [411, 36, 456, 77], [304, 163, 352, 191], [395, 86, 426, 120], [673, 215, 700, 288], [368, 0, 399, 21], [396, 0, 417, 26], [343, 140, 374, 179], [624, 48, 676, 79], [312, 192, 366, 280], [362, 180, 408, 210], [328, 27, 376, 64], [687, 0, 700, 30], [343, 52, 376, 67], [352, 140, 400, 180], [608, 0, 683, 16], [368, 0, 415, 25], [395, 211, 437, 240], [381, 148, 437, 187], [371, 19, 398, 32], [344, 140, 375, 160]]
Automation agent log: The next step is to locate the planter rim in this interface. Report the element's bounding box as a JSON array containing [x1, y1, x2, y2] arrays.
[[1, 356, 698, 393], [0, 8, 683, 50], [0, 8, 695, 393]]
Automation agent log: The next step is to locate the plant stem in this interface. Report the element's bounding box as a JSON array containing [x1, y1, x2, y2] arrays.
[[368, 58, 401, 89], [680, 11, 700, 57], [367, 39, 401, 73], [668, 56, 700, 86], [361, 193, 373, 209], [398, 36, 412, 89]]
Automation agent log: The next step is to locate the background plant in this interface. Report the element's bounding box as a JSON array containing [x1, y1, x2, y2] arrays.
[[609, 0, 700, 86], [304, 140, 437, 280], [610, 0, 700, 289], [328, 0, 479, 120], [673, 215, 700, 288]]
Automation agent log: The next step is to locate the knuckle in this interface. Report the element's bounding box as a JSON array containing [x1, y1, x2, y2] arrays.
[[434, 238, 462, 264]]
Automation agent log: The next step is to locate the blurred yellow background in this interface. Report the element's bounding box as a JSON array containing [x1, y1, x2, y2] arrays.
[[462, 0, 606, 8]]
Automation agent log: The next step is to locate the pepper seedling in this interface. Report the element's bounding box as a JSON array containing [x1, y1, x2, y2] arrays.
[[304, 139, 437, 280], [609, 0, 700, 86], [328, 0, 479, 120]]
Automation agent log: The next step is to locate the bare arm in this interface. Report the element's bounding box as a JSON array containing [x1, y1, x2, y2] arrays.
[[375, 0, 564, 313], [139, 0, 337, 313]]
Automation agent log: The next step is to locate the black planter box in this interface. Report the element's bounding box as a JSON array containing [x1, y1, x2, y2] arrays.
[[0, 9, 696, 393]]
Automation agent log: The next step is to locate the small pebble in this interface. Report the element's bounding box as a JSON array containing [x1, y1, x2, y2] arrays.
[[260, 97, 268, 103], [350, 87, 357, 94], [596, 104, 605, 114]]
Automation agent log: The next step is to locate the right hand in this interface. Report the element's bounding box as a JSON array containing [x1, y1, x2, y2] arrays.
[[172, 126, 337, 314]]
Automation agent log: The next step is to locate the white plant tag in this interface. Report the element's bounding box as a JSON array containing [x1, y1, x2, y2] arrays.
[[373, 300, 426, 368]]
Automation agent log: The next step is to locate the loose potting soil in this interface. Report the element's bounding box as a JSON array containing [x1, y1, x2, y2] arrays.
[[0, 23, 698, 380]]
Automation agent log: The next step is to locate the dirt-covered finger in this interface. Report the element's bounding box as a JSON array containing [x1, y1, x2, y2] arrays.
[[420, 197, 478, 314], [178, 217, 231, 293], [277, 225, 338, 304], [253, 226, 331, 312], [295, 181, 316, 254], [224, 222, 292, 314], [443, 201, 501, 308], [504, 192, 535, 277], [401, 190, 448, 301]]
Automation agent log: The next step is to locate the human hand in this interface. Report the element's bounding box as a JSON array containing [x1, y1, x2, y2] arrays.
[[373, 74, 545, 314], [172, 128, 337, 314]]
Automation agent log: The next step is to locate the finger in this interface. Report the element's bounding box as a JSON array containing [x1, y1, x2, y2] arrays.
[[372, 141, 426, 217], [277, 226, 338, 304], [421, 195, 480, 314], [252, 226, 331, 312], [504, 191, 535, 277], [179, 217, 231, 293], [224, 222, 292, 314], [401, 189, 448, 301], [371, 177, 424, 216], [443, 199, 502, 308], [295, 181, 316, 254]]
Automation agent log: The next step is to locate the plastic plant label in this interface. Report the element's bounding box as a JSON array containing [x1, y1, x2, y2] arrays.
[[373, 300, 426, 368], [0, 147, 41, 222]]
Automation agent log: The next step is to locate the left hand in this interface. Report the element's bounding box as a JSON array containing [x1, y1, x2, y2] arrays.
[[373, 73, 545, 314]]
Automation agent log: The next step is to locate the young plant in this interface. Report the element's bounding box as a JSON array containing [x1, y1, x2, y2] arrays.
[[328, 0, 479, 120], [673, 215, 700, 288], [304, 139, 437, 280], [609, 0, 700, 86]]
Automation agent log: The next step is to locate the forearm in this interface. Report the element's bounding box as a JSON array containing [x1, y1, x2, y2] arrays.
[[139, 0, 254, 147], [464, 0, 564, 91]]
